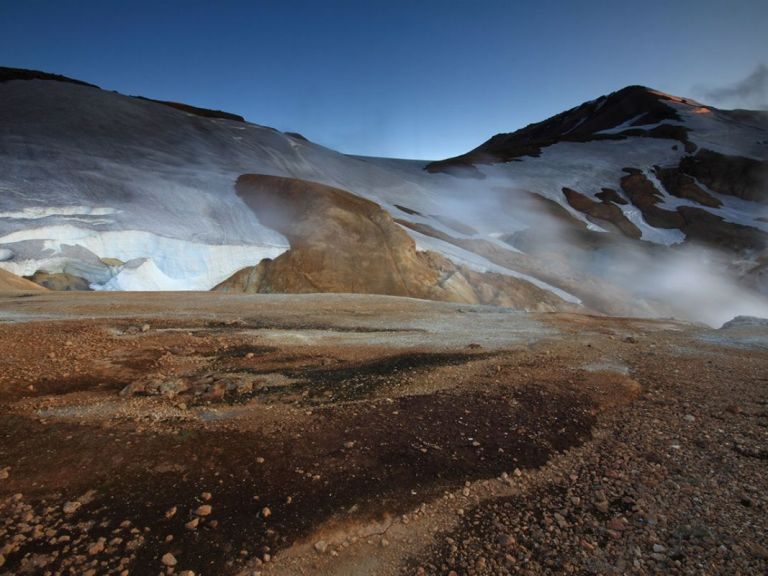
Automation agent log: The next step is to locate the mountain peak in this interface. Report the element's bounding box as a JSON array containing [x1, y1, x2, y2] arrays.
[[425, 84, 705, 173]]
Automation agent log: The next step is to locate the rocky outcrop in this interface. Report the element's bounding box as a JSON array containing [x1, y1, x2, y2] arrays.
[[679, 150, 768, 204], [676, 206, 767, 252], [561, 187, 641, 239], [595, 188, 628, 205], [214, 175, 570, 311], [0, 66, 99, 88], [26, 271, 92, 291], [133, 97, 245, 122], [0, 268, 47, 292], [654, 166, 721, 208], [620, 170, 684, 229]]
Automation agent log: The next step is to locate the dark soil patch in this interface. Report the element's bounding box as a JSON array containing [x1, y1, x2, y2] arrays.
[[280, 352, 493, 403], [0, 385, 596, 576]]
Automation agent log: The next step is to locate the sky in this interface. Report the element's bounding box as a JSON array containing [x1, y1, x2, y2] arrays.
[[1, 0, 767, 160]]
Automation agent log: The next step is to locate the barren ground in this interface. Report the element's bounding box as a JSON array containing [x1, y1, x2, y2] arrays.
[[0, 292, 766, 576]]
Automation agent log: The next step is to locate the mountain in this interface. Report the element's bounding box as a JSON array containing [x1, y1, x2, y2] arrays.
[[0, 67, 766, 324]]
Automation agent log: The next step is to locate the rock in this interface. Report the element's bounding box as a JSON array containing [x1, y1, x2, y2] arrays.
[[0, 467, 9, 480], [62, 501, 81, 514], [683, 414, 696, 422], [195, 505, 212, 517], [554, 512, 568, 529], [314, 540, 328, 554], [261, 507, 271, 518], [141, 324, 150, 332], [653, 544, 667, 553], [594, 500, 610, 514], [161, 552, 177, 566], [179, 571, 196, 576], [201, 492, 212, 501], [165, 506, 177, 519], [88, 539, 105, 555], [184, 518, 199, 530], [746, 542, 768, 560], [720, 315, 768, 329]]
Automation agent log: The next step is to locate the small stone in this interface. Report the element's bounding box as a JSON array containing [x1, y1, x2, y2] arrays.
[[195, 505, 212, 517], [256, 457, 265, 464], [653, 544, 667, 553], [141, 324, 151, 333], [261, 507, 271, 518], [314, 540, 328, 554], [513, 468, 522, 477], [245, 352, 255, 359], [88, 539, 106, 555], [554, 512, 568, 529], [165, 506, 177, 519], [683, 414, 696, 422], [161, 552, 177, 567], [179, 571, 196, 576], [184, 518, 199, 530], [201, 492, 212, 501], [594, 500, 610, 514], [0, 467, 9, 480], [63, 501, 81, 514]]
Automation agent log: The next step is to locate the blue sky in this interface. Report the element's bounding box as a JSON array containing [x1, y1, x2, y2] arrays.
[[1, 0, 766, 159]]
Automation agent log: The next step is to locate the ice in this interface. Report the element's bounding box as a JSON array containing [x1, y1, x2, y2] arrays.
[[0, 225, 287, 290]]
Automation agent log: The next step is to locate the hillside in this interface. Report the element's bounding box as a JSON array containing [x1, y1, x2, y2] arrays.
[[0, 67, 766, 324]]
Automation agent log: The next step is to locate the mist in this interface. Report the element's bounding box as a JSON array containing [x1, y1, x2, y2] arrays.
[[698, 64, 768, 110], [421, 167, 768, 328]]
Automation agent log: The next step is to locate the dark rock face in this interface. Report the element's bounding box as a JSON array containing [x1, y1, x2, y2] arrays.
[[133, 97, 245, 122], [595, 188, 628, 205], [284, 132, 309, 142], [618, 170, 767, 251], [679, 150, 768, 204], [620, 172, 684, 229], [676, 206, 767, 252], [561, 187, 641, 239], [655, 166, 722, 208], [0, 66, 99, 88]]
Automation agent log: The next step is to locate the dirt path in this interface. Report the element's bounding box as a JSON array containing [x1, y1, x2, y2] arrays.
[[0, 293, 766, 575]]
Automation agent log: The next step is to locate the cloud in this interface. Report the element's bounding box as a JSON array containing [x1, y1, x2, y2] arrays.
[[699, 64, 768, 110]]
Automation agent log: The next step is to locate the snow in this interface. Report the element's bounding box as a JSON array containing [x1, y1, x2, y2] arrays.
[[0, 225, 287, 291], [0, 206, 119, 220], [668, 102, 768, 160]]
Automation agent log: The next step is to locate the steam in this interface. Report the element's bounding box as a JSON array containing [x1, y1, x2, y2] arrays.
[[595, 243, 768, 327], [410, 166, 768, 328], [698, 64, 768, 110]]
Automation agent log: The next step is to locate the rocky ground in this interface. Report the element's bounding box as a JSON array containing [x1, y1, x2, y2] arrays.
[[0, 292, 766, 576]]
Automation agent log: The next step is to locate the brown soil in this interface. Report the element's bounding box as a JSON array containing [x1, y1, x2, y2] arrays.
[[0, 269, 46, 293], [0, 293, 766, 576]]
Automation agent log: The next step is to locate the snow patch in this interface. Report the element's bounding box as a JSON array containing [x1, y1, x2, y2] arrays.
[[0, 225, 287, 291]]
